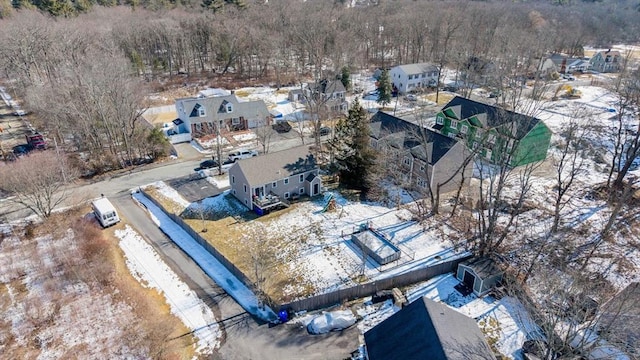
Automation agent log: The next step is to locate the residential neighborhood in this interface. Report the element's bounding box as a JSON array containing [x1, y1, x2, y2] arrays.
[[0, 1, 640, 360]]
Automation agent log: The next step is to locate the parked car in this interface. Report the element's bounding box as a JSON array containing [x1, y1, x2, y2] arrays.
[[228, 149, 258, 162], [199, 159, 219, 169], [272, 121, 292, 133], [313, 127, 332, 137], [12, 144, 31, 156], [405, 94, 418, 102]]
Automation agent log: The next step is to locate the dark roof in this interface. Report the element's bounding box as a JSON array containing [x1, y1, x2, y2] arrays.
[[460, 258, 503, 280], [365, 297, 495, 360], [599, 282, 640, 354], [309, 79, 346, 95], [172, 118, 184, 126], [441, 96, 542, 139], [369, 111, 459, 165], [232, 146, 317, 186]]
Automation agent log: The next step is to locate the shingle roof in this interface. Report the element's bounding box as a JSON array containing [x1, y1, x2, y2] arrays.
[[461, 257, 503, 280], [177, 94, 270, 122], [364, 296, 495, 360], [394, 62, 438, 75], [232, 146, 317, 187], [442, 96, 542, 139], [600, 282, 640, 354], [369, 111, 459, 165], [309, 79, 346, 95]]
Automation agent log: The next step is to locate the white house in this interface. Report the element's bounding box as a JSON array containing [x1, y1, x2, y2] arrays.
[[390, 63, 438, 94]]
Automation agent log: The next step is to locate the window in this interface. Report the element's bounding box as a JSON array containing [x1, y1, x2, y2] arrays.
[[420, 165, 425, 172], [243, 184, 247, 193], [231, 175, 235, 184], [232, 117, 240, 125], [422, 73, 426, 78], [226, 104, 233, 112], [299, 174, 304, 182], [195, 123, 202, 131], [404, 157, 411, 166], [299, 188, 304, 194], [447, 132, 456, 138], [475, 129, 483, 139], [450, 120, 458, 129], [472, 142, 479, 150], [284, 178, 289, 185], [284, 192, 290, 199], [436, 116, 444, 125], [272, 181, 277, 188], [233, 189, 236, 195], [488, 133, 496, 144], [198, 107, 206, 117], [485, 149, 492, 160], [417, 177, 427, 188], [461, 125, 468, 134]]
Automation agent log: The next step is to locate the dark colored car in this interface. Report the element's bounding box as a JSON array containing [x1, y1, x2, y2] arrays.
[[315, 127, 331, 137], [12, 144, 31, 156], [272, 121, 292, 133], [199, 159, 219, 169]]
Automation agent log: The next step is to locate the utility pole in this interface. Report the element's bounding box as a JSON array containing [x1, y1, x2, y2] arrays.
[[217, 119, 223, 175]]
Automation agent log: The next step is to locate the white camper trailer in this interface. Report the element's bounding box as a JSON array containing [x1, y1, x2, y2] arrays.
[[92, 197, 120, 228]]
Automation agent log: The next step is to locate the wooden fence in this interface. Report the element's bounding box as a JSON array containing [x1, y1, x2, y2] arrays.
[[279, 255, 472, 313], [140, 189, 472, 314], [139, 188, 250, 286]]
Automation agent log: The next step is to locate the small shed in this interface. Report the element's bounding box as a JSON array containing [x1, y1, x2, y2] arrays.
[[288, 89, 304, 103], [456, 258, 503, 297]]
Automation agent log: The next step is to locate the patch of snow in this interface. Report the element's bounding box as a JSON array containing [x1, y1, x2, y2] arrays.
[[115, 225, 221, 355], [133, 192, 278, 322], [144, 181, 191, 208], [306, 309, 357, 334]]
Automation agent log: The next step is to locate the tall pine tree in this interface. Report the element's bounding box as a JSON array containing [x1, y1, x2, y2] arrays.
[[329, 98, 377, 193], [376, 69, 392, 107]]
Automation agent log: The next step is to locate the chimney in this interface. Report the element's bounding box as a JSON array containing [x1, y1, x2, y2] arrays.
[[231, 90, 235, 95]]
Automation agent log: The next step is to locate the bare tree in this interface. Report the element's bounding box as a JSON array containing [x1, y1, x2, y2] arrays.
[[254, 119, 276, 154], [0, 151, 77, 219], [241, 223, 278, 309], [550, 112, 592, 233]]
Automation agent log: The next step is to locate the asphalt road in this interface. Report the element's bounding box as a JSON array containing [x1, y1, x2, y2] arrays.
[[0, 130, 360, 358]]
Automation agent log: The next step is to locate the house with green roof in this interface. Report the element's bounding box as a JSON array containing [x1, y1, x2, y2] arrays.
[[433, 96, 551, 167]]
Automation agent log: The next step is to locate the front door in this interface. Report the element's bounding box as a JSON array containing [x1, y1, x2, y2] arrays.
[[463, 270, 475, 289], [313, 183, 319, 195]]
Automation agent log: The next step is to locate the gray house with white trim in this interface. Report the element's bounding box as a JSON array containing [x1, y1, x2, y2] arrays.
[[175, 93, 271, 139], [228, 146, 322, 214]]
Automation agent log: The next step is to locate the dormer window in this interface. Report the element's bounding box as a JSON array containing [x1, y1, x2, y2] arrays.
[[226, 104, 233, 113], [198, 107, 206, 117]]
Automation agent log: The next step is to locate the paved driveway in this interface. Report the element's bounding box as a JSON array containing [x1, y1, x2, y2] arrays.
[[167, 174, 224, 202]]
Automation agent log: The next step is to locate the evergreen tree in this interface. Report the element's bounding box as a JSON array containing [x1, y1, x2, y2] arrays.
[[376, 68, 392, 107], [330, 98, 377, 193], [339, 66, 351, 91]]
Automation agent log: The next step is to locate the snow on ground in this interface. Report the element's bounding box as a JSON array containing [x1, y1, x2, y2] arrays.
[[144, 181, 191, 209], [206, 175, 230, 189], [0, 229, 141, 359], [133, 191, 278, 322], [115, 225, 221, 355], [354, 274, 540, 359]]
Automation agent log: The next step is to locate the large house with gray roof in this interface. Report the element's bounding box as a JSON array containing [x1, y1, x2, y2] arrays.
[[370, 111, 472, 194], [228, 146, 322, 214], [434, 96, 551, 167], [364, 296, 495, 360], [175, 93, 271, 139], [390, 63, 438, 94]]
